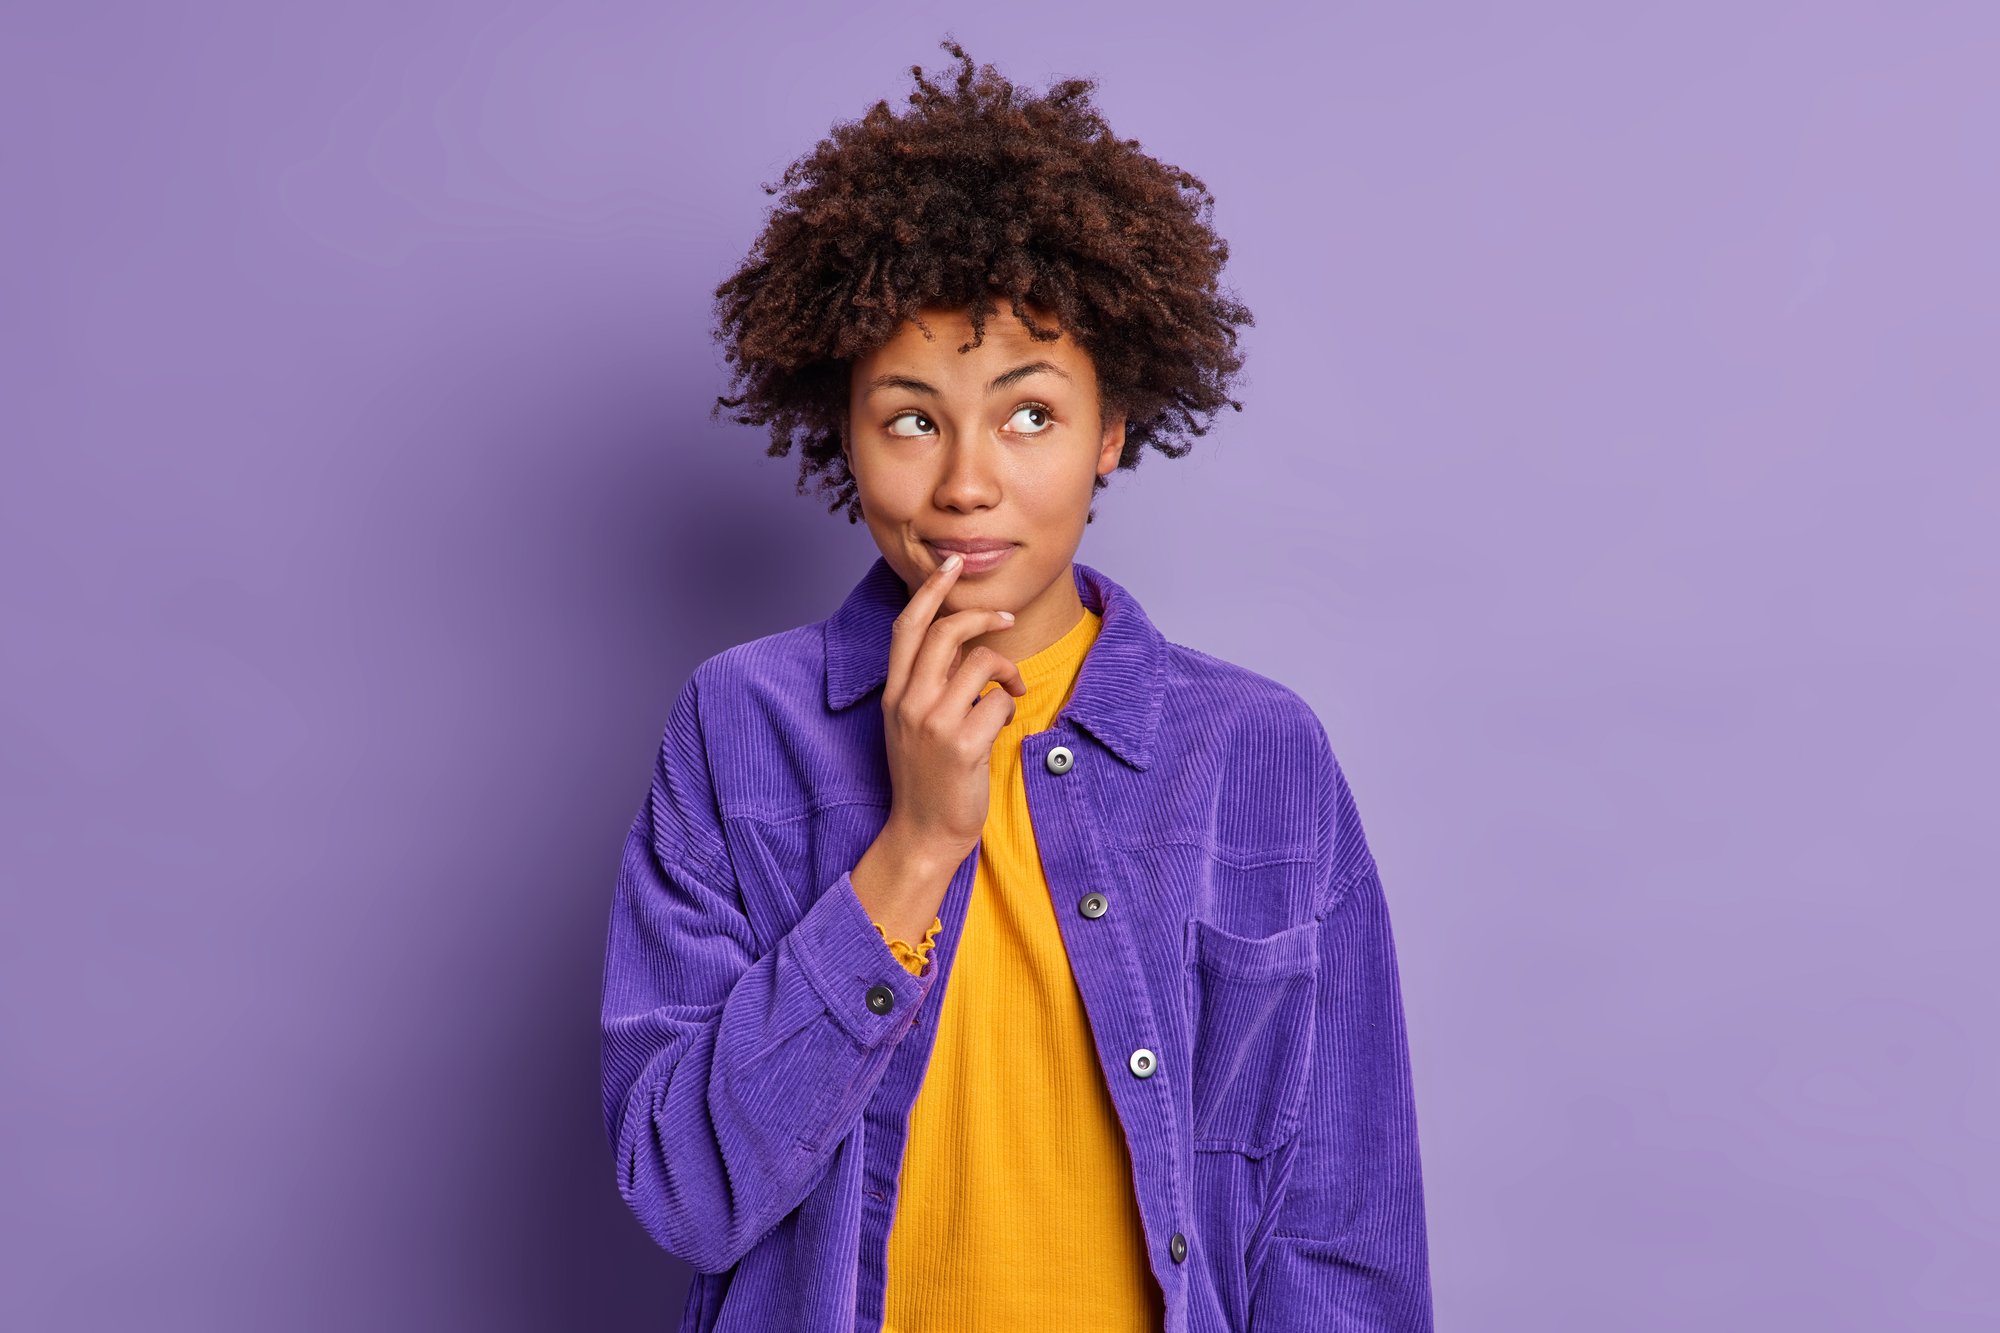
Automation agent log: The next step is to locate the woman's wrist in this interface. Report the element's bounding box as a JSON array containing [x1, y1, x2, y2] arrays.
[[851, 816, 961, 944]]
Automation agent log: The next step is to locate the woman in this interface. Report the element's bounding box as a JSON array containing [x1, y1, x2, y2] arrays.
[[600, 40, 1433, 1332]]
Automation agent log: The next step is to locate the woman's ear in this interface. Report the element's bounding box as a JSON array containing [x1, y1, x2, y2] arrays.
[[1097, 411, 1128, 476]]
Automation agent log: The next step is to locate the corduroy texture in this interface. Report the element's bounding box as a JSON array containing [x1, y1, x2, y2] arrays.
[[599, 557, 1432, 1331]]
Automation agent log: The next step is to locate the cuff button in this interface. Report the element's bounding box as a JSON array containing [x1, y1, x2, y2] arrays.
[[866, 984, 895, 1014]]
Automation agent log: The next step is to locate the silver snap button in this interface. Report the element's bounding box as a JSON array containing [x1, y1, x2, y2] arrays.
[[1128, 1047, 1157, 1078], [1044, 744, 1074, 774], [1079, 892, 1108, 919]]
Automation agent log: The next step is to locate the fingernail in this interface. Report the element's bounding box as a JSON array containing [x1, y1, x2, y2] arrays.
[[998, 611, 1015, 621], [943, 553, 961, 571]]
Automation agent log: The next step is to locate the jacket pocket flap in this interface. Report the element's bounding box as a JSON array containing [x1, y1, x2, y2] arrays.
[[1189, 915, 1318, 980]]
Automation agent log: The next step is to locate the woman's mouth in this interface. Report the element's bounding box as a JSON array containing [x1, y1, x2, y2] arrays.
[[924, 541, 1017, 574]]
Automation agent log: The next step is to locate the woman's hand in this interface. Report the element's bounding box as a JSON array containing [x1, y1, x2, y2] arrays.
[[882, 551, 1026, 857], [850, 552, 1024, 939]]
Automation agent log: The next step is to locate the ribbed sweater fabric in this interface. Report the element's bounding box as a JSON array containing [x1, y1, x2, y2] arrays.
[[865, 604, 1162, 1331]]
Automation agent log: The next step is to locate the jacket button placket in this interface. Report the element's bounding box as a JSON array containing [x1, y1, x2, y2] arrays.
[[1036, 733, 1189, 1292]]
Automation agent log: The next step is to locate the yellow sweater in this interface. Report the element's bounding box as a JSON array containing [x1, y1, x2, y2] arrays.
[[869, 605, 1162, 1332]]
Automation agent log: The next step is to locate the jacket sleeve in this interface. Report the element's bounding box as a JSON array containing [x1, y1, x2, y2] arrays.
[[599, 666, 943, 1274], [1250, 722, 1434, 1330]]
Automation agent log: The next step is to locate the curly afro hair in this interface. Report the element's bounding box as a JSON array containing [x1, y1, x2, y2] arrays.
[[709, 36, 1253, 524]]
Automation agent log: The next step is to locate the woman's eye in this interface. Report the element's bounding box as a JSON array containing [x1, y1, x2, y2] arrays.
[[887, 412, 934, 437], [1008, 404, 1053, 434]]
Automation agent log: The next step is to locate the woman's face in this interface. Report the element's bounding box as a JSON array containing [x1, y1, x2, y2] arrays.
[[842, 298, 1127, 621]]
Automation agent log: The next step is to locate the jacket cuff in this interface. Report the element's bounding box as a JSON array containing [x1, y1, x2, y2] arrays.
[[790, 868, 938, 1047]]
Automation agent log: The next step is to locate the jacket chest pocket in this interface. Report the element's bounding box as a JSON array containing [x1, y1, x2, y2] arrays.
[[1184, 916, 1319, 1158]]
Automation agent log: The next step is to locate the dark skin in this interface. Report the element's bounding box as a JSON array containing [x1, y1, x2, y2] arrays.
[[844, 297, 1126, 946], [713, 43, 1249, 947], [709, 39, 1251, 529]]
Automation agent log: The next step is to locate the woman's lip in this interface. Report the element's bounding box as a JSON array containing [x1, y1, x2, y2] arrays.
[[926, 541, 1017, 573]]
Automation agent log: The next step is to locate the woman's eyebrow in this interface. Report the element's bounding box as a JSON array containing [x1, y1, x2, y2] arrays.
[[863, 360, 1072, 398]]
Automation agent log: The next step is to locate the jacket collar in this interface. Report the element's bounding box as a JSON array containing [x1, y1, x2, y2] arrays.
[[824, 555, 1166, 771]]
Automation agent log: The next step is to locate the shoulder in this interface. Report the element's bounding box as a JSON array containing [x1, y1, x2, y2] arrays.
[[687, 623, 824, 704], [1160, 639, 1333, 757], [1158, 639, 1373, 896], [643, 628, 829, 877], [649, 622, 825, 779], [648, 621, 838, 827]]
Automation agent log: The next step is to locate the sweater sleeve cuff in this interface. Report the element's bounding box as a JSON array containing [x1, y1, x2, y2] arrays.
[[873, 916, 943, 977]]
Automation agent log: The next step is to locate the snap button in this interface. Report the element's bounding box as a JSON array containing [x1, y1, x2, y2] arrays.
[[1128, 1047, 1157, 1078], [1044, 744, 1074, 774], [865, 984, 895, 1015], [1169, 1231, 1188, 1263], [1079, 892, 1108, 919]]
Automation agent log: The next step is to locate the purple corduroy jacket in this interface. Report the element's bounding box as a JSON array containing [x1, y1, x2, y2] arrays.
[[599, 556, 1433, 1331]]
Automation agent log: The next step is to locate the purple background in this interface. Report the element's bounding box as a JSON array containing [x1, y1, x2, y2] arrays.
[[4, 2, 1995, 1328]]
